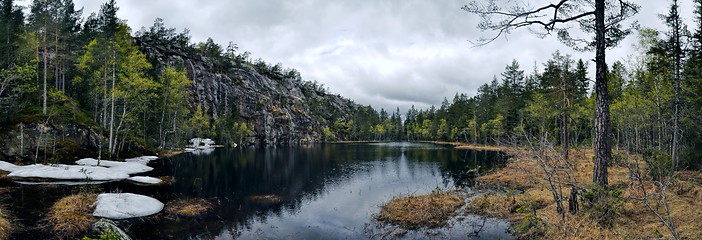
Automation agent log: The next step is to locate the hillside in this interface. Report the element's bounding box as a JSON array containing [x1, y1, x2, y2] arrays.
[[135, 36, 358, 146]]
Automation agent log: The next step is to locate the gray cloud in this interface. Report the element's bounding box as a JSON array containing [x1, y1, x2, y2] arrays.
[[67, 0, 690, 114]]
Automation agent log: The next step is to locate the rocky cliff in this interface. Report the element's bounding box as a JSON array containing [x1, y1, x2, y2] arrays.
[[136, 38, 357, 146]]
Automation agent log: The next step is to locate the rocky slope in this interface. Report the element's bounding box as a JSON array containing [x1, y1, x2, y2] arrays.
[[136, 38, 357, 146]]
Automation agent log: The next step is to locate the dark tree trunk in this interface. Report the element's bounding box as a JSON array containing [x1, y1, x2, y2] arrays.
[[672, 0, 681, 169], [593, 0, 611, 187]]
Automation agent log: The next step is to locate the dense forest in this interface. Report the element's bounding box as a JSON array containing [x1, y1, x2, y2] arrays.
[[0, 0, 700, 171], [0, 0, 361, 161]]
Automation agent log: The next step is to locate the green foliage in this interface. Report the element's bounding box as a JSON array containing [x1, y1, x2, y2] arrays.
[[643, 150, 673, 181], [156, 67, 191, 148], [322, 127, 334, 141], [81, 228, 123, 240], [583, 185, 623, 227], [188, 105, 211, 138], [512, 206, 547, 238]]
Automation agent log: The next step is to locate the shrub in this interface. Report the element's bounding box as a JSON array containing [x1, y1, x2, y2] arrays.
[[582, 185, 623, 227]]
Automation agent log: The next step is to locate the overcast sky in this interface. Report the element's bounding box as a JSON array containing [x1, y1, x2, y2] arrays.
[[46, 0, 695, 113]]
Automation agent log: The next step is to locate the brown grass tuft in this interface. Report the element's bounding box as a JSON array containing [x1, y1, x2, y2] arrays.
[[156, 176, 176, 186], [157, 150, 183, 159], [377, 191, 464, 230], [47, 193, 97, 237], [0, 206, 11, 240], [247, 194, 284, 204], [165, 198, 213, 217]]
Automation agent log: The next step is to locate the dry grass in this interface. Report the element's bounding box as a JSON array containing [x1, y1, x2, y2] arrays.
[[157, 150, 183, 158], [165, 198, 213, 217], [460, 145, 702, 239], [156, 176, 176, 186], [0, 206, 11, 240], [377, 191, 465, 230], [46, 193, 97, 237], [247, 194, 284, 204]]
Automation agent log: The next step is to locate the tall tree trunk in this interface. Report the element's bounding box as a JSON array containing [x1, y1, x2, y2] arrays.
[[54, 27, 58, 89], [593, 0, 611, 187], [672, 0, 681, 169], [159, 78, 170, 148], [42, 23, 47, 115], [61, 60, 65, 93], [108, 45, 115, 157], [562, 72, 569, 162]]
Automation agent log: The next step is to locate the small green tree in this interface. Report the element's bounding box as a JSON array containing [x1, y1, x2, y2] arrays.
[[188, 105, 210, 138]]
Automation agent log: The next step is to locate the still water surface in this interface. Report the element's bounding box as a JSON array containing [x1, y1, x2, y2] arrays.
[[135, 142, 513, 239], [7, 142, 513, 239]]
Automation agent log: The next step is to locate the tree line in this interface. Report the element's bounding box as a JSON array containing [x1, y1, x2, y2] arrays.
[[338, 0, 702, 171], [0, 0, 335, 159]]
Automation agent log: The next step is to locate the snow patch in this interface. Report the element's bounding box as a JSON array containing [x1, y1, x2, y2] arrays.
[[8, 164, 129, 181], [124, 156, 158, 165], [76, 158, 153, 175], [189, 138, 215, 148], [14, 180, 108, 185], [127, 176, 162, 185], [0, 161, 18, 172], [93, 193, 164, 219]]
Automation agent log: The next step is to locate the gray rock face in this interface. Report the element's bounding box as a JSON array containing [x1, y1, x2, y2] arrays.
[[137, 38, 357, 146]]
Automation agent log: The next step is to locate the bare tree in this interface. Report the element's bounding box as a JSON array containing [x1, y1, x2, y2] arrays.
[[463, 0, 638, 187]]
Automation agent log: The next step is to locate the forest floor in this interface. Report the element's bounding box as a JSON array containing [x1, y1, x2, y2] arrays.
[[458, 144, 702, 239]]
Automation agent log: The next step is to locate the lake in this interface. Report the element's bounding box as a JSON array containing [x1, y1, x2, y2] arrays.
[[8, 142, 514, 239]]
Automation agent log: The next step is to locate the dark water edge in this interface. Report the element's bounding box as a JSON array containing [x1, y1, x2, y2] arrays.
[[4, 142, 515, 239]]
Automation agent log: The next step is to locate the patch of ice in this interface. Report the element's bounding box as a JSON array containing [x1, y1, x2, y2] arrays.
[[124, 156, 158, 165], [76, 158, 153, 175], [8, 164, 129, 181], [127, 176, 162, 185], [93, 193, 164, 219]]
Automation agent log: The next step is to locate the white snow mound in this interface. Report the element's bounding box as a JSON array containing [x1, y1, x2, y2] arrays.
[[76, 158, 153, 175], [0, 161, 18, 172], [124, 156, 158, 165], [127, 176, 162, 184], [93, 193, 164, 219], [8, 164, 129, 181]]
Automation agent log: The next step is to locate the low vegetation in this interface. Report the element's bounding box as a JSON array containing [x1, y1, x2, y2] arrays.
[[465, 146, 702, 239], [156, 176, 176, 186], [46, 193, 98, 237], [376, 190, 464, 230], [164, 198, 213, 217], [247, 194, 284, 204], [0, 206, 11, 240]]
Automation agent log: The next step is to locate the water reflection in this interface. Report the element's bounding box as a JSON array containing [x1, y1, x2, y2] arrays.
[[132, 142, 509, 239]]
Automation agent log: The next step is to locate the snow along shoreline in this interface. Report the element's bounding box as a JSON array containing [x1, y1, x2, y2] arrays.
[[0, 156, 158, 182]]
